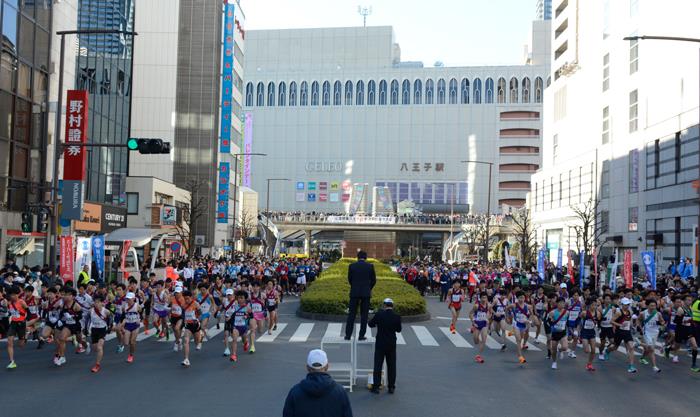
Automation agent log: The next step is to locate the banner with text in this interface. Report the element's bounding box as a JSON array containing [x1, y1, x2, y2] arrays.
[[92, 235, 105, 282], [120, 240, 132, 281], [62, 90, 89, 220], [75, 237, 92, 278], [217, 162, 230, 224], [59, 236, 74, 282], [219, 2, 235, 153], [623, 249, 633, 288], [243, 112, 253, 187]]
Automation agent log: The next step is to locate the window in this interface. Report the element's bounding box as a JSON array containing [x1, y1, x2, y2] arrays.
[[629, 89, 638, 133], [448, 78, 458, 104], [534, 77, 543, 103], [552, 134, 558, 163], [289, 81, 297, 106], [311, 81, 319, 105], [674, 131, 681, 173], [401, 80, 410, 104], [629, 37, 639, 74], [300, 81, 308, 105], [628, 207, 638, 232], [460, 78, 469, 104], [602, 53, 610, 91], [497, 77, 506, 103], [2, 1, 18, 51], [276, 82, 285, 106], [509, 77, 518, 103], [332, 81, 340, 105], [437, 79, 446, 104], [485, 78, 494, 103], [344, 80, 353, 105], [599, 210, 609, 234], [368, 80, 376, 104], [473, 78, 481, 104], [629, 149, 639, 193], [256, 82, 264, 106], [390, 79, 399, 104], [413, 79, 422, 104], [425, 79, 434, 104], [601, 160, 610, 199], [356, 80, 364, 105], [603, 0, 611, 38], [379, 80, 387, 105], [245, 82, 253, 106], [602, 106, 610, 144], [127, 193, 139, 214], [521, 77, 530, 103], [267, 82, 275, 106]]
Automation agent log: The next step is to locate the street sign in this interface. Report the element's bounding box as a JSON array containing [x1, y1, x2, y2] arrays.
[[170, 242, 181, 253]]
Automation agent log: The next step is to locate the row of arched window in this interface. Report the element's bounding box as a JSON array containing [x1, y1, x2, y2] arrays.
[[245, 77, 544, 107]]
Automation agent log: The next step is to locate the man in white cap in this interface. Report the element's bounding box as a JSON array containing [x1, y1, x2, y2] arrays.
[[283, 349, 352, 417], [368, 298, 402, 394]]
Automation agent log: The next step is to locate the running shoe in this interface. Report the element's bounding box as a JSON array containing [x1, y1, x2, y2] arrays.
[[243, 341, 249, 352], [551, 362, 558, 370], [85, 343, 91, 355], [449, 324, 456, 334], [6, 361, 17, 369], [91, 364, 101, 373], [127, 354, 134, 363], [158, 331, 165, 339], [627, 365, 637, 373], [273, 324, 277, 331], [640, 358, 649, 365], [598, 354, 606, 361], [507, 331, 513, 337], [672, 355, 679, 363], [518, 356, 526, 364], [181, 358, 190, 367], [653, 366, 661, 373], [500, 344, 507, 352], [249, 345, 256, 354], [691, 367, 700, 373], [223, 347, 231, 356], [57, 356, 66, 366], [586, 363, 595, 372], [116, 345, 125, 353], [568, 351, 577, 359], [53, 355, 59, 366], [76, 345, 86, 354], [230, 354, 238, 362], [196, 343, 202, 351], [173, 343, 179, 352], [474, 355, 484, 363]]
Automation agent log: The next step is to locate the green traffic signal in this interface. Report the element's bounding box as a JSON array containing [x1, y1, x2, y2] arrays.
[[127, 138, 139, 150]]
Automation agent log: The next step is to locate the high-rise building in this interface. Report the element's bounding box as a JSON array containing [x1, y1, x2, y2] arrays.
[[536, 0, 552, 20], [129, 0, 247, 254], [0, 0, 53, 266], [530, 0, 700, 267]]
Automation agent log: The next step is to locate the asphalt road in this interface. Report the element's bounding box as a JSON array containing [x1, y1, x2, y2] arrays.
[[1, 296, 698, 417]]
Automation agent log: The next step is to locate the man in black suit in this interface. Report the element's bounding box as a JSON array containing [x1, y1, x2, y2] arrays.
[[344, 251, 376, 341], [369, 298, 402, 394]]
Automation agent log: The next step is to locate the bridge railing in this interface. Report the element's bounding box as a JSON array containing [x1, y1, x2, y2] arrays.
[[266, 212, 508, 226]]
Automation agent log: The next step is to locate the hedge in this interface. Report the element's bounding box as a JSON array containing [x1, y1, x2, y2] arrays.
[[300, 258, 426, 316]]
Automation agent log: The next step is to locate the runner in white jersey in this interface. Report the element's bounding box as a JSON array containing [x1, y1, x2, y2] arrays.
[[151, 281, 170, 339], [39, 287, 62, 348], [221, 289, 237, 357], [75, 283, 94, 354], [597, 294, 615, 361], [122, 292, 141, 364], [639, 298, 664, 373], [88, 296, 112, 373]]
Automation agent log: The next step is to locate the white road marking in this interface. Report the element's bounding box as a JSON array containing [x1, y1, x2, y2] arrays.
[[257, 323, 287, 342], [439, 327, 472, 348], [324, 323, 343, 340], [411, 326, 438, 346], [290, 323, 314, 342]]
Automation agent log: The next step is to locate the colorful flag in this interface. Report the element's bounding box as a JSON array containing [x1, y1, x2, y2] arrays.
[[120, 240, 132, 282], [579, 250, 585, 290], [623, 249, 633, 289], [537, 248, 545, 284], [59, 236, 74, 282], [75, 237, 92, 278], [567, 251, 574, 283], [92, 235, 105, 282], [641, 251, 656, 290], [556, 248, 563, 270]]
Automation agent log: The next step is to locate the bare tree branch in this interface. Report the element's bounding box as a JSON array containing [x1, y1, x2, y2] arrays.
[[570, 198, 604, 262], [510, 207, 538, 266], [236, 207, 257, 253], [172, 178, 208, 258]]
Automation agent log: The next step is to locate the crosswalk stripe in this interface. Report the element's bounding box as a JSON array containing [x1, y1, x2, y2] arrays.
[[411, 326, 438, 346], [136, 330, 156, 342], [505, 334, 542, 351], [257, 323, 287, 342], [355, 324, 374, 340], [396, 332, 406, 345], [485, 335, 503, 350], [290, 323, 314, 342], [439, 327, 472, 348], [206, 326, 225, 340], [324, 323, 343, 339]]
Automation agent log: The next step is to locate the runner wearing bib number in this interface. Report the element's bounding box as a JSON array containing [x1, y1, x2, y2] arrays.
[[469, 293, 491, 363], [670, 295, 699, 372], [228, 290, 253, 363], [639, 299, 664, 373], [492, 294, 509, 351], [446, 281, 464, 334], [152, 281, 170, 339], [55, 288, 82, 368], [170, 287, 184, 352], [510, 291, 531, 365], [597, 294, 615, 361], [580, 301, 600, 371], [88, 296, 112, 373], [5, 286, 28, 369], [196, 284, 212, 347], [547, 297, 570, 370], [265, 281, 279, 335], [180, 290, 201, 367], [222, 289, 238, 357], [608, 298, 637, 373], [532, 287, 547, 343], [122, 292, 141, 363]]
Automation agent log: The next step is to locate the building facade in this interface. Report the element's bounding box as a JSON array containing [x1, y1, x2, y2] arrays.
[[536, 0, 552, 20], [243, 25, 549, 215], [530, 0, 700, 268]]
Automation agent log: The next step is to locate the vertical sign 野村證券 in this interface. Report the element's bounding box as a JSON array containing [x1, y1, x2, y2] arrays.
[[243, 112, 253, 187], [217, 162, 230, 223], [219, 2, 235, 153], [62, 90, 89, 220]]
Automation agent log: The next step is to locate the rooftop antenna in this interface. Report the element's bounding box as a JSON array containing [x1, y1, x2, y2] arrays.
[[357, 5, 372, 27]]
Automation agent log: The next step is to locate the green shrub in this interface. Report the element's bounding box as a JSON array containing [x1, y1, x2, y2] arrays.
[[302, 259, 426, 316]]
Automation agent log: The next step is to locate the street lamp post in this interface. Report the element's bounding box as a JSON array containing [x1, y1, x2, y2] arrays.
[[462, 160, 494, 261], [230, 152, 266, 251], [624, 35, 700, 271], [48, 29, 137, 268]]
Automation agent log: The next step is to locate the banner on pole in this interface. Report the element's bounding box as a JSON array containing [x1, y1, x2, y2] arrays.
[[623, 249, 633, 289], [641, 251, 656, 290], [537, 248, 545, 284], [579, 250, 585, 289], [567, 250, 574, 283], [92, 235, 105, 282], [59, 236, 74, 282], [75, 237, 92, 278], [556, 248, 563, 270], [120, 240, 132, 281]]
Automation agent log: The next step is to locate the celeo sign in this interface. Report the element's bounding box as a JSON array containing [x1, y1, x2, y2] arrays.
[[62, 90, 89, 220], [305, 161, 343, 172]]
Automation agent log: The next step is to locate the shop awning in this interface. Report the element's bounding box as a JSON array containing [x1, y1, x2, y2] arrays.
[[104, 228, 177, 247]]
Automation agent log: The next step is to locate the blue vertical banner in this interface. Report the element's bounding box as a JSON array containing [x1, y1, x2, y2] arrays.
[[219, 2, 235, 153], [537, 248, 545, 284], [556, 248, 563, 270], [92, 235, 105, 282], [579, 250, 585, 289], [641, 251, 656, 290], [217, 162, 230, 223]]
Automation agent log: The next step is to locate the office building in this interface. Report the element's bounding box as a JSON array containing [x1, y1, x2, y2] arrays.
[[536, 0, 552, 20]]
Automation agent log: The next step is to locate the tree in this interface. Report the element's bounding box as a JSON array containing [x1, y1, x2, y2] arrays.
[[463, 214, 493, 261], [510, 207, 538, 266], [236, 206, 257, 253], [570, 198, 605, 260], [173, 178, 207, 258]]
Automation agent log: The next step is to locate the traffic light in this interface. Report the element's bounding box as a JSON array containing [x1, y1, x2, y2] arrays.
[[127, 138, 171, 154], [21, 212, 33, 233], [37, 210, 49, 233]]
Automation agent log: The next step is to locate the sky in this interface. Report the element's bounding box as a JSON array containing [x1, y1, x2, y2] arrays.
[[241, 0, 537, 67]]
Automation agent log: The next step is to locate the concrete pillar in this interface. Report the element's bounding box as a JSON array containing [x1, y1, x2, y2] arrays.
[[304, 229, 311, 256]]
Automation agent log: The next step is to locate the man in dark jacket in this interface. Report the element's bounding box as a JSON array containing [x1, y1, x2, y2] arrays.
[[344, 251, 377, 340], [283, 349, 353, 417], [369, 298, 402, 394]]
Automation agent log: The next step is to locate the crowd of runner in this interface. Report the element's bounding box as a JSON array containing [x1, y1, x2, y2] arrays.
[[398, 260, 700, 373], [0, 255, 321, 371]]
